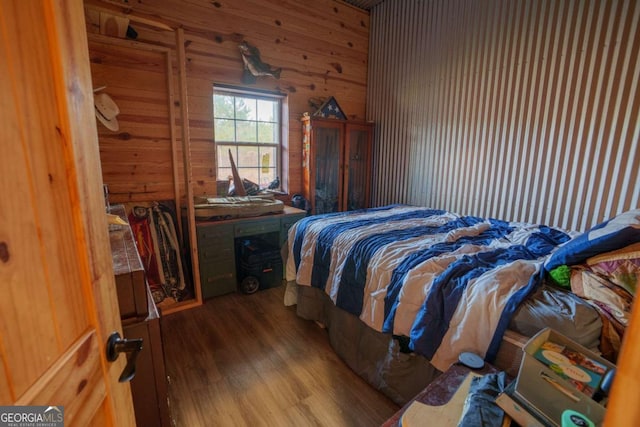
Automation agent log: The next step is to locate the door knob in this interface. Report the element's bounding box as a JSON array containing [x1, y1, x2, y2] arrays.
[[106, 331, 143, 382]]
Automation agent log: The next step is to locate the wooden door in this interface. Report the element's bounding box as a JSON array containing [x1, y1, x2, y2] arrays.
[[0, 1, 135, 425]]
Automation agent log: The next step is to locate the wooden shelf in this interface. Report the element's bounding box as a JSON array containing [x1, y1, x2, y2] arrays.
[[157, 298, 201, 315]]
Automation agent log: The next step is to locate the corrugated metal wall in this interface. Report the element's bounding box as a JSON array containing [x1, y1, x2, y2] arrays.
[[368, 0, 640, 231]]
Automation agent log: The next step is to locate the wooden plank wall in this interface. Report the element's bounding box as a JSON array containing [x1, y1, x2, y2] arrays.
[[84, 0, 369, 203], [88, 37, 175, 202]]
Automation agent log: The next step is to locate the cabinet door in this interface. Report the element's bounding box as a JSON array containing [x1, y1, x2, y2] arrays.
[[344, 123, 373, 211], [313, 122, 344, 214]]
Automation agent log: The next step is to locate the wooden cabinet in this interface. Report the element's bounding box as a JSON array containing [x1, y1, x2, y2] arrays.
[[196, 207, 307, 299], [109, 205, 171, 427], [302, 116, 374, 214], [123, 310, 171, 427]]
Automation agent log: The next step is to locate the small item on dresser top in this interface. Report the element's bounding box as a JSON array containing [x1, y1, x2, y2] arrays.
[[458, 351, 485, 369], [193, 195, 284, 220], [561, 410, 595, 427]]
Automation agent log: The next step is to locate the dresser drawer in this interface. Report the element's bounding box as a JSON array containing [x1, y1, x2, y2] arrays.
[[199, 260, 237, 299], [198, 244, 234, 262], [197, 223, 234, 245], [234, 218, 280, 237]]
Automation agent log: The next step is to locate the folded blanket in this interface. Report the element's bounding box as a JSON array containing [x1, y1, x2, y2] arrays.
[[193, 195, 283, 220]]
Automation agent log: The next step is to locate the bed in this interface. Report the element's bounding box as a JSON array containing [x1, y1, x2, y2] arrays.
[[284, 205, 639, 404]]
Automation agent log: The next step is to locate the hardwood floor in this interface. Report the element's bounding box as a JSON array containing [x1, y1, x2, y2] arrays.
[[161, 286, 399, 426]]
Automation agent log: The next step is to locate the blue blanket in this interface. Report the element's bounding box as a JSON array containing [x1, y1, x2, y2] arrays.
[[286, 205, 572, 370]]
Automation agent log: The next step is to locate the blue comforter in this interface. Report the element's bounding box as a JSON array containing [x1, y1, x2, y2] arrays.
[[286, 205, 572, 370]]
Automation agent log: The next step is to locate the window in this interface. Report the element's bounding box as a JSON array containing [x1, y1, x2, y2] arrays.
[[213, 87, 284, 191]]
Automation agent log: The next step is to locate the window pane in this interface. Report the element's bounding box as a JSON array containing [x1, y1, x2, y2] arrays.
[[213, 94, 235, 119], [217, 144, 236, 168], [257, 99, 276, 122], [239, 168, 259, 184], [236, 121, 257, 142], [259, 146, 277, 168], [218, 167, 232, 181], [238, 146, 259, 168], [260, 168, 277, 188], [214, 89, 282, 191], [257, 122, 276, 143], [235, 97, 256, 120], [215, 119, 235, 141]]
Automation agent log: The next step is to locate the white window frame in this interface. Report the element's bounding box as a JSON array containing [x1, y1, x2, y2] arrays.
[[213, 85, 287, 192]]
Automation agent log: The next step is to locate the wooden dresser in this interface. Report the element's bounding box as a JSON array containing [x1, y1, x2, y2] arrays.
[[195, 206, 306, 299], [109, 205, 171, 427]]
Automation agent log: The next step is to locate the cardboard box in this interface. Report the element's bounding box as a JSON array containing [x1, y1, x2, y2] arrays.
[[496, 382, 546, 427], [513, 328, 615, 426]]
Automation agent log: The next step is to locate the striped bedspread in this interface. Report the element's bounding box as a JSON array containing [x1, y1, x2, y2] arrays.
[[286, 205, 573, 371]]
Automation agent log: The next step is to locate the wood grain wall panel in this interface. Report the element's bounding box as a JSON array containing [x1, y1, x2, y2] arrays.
[[85, 0, 369, 201], [88, 36, 177, 203], [188, 141, 217, 196], [368, 0, 640, 232]]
